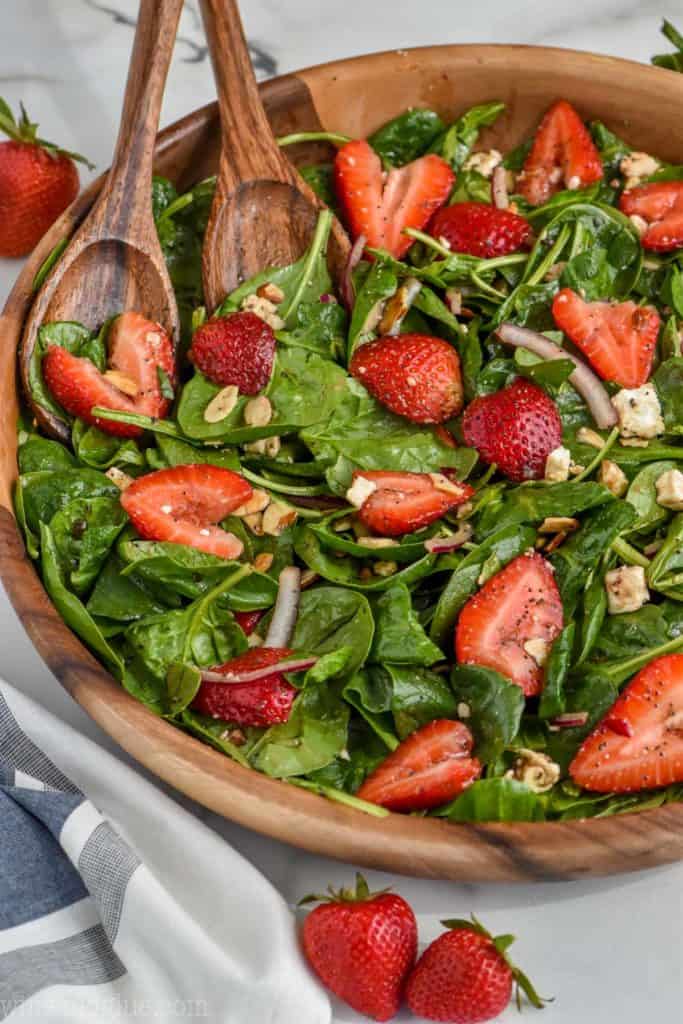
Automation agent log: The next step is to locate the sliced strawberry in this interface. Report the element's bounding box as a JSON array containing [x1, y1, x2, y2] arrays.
[[334, 139, 455, 258], [357, 719, 481, 812], [455, 552, 564, 696], [350, 334, 463, 424], [188, 311, 276, 394], [461, 378, 562, 482], [192, 647, 297, 727], [570, 653, 683, 792], [234, 610, 264, 636], [552, 288, 659, 389], [42, 311, 175, 438], [429, 202, 533, 258], [619, 181, 683, 252], [517, 100, 603, 206], [353, 470, 473, 537], [120, 464, 251, 559]]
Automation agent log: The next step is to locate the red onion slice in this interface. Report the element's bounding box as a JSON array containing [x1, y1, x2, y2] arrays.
[[495, 323, 617, 429], [200, 655, 317, 686], [340, 233, 366, 311], [491, 165, 509, 210], [424, 534, 469, 554], [265, 566, 302, 648], [548, 711, 589, 729]]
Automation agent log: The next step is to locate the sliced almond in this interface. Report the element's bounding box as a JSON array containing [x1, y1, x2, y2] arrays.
[[257, 282, 285, 304], [429, 472, 465, 496], [539, 516, 579, 534], [545, 531, 569, 553], [577, 426, 605, 449], [261, 501, 297, 537], [252, 551, 274, 573], [243, 512, 264, 536], [105, 466, 134, 491], [332, 516, 354, 533], [244, 439, 267, 454], [103, 370, 138, 397], [204, 385, 240, 424], [233, 489, 270, 517], [378, 277, 421, 335], [300, 569, 319, 589], [243, 395, 273, 427], [373, 560, 398, 577], [356, 536, 399, 549]]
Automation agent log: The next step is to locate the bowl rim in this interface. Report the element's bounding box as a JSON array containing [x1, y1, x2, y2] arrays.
[[2, 42, 683, 883]]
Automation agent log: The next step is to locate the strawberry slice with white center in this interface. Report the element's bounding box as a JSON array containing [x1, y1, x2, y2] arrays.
[[552, 287, 660, 389], [517, 99, 603, 206], [120, 464, 252, 559], [455, 552, 564, 696], [619, 181, 683, 252], [570, 653, 683, 792], [42, 311, 175, 438], [334, 139, 455, 258], [350, 470, 473, 538], [357, 719, 481, 812]]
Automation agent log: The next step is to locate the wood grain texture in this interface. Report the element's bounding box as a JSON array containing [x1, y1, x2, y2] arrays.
[[17, 0, 184, 443], [3, 46, 683, 881], [198, 0, 349, 311]]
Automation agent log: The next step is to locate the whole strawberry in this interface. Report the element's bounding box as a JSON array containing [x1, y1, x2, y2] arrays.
[[0, 98, 92, 257], [301, 873, 417, 1021], [429, 202, 533, 258], [462, 377, 562, 482], [406, 916, 544, 1024], [189, 311, 276, 394], [350, 334, 463, 424]]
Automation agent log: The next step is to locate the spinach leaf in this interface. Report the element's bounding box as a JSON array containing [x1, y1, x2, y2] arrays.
[[575, 573, 608, 667], [550, 501, 637, 615], [626, 460, 677, 532], [86, 553, 168, 621], [370, 583, 443, 665], [546, 673, 618, 770], [430, 525, 536, 647], [538, 624, 575, 719], [179, 710, 253, 767], [18, 435, 75, 473], [342, 669, 398, 750], [449, 664, 525, 763], [369, 109, 446, 167], [166, 663, 201, 717], [300, 163, 336, 208], [21, 469, 120, 535], [347, 262, 397, 356], [436, 778, 545, 822], [153, 434, 240, 471], [308, 510, 435, 563], [72, 421, 145, 471], [276, 300, 347, 360], [292, 586, 374, 675], [654, 358, 683, 432], [477, 481, 613, 536], [386, 664, 457, 738], [294, 524, 438, 591], [651, 18, 683, 73], [430, 102, 505, 171], [28, 321, 101, 427], [50, 496, 127, 594], [589, 121, 631, 175]]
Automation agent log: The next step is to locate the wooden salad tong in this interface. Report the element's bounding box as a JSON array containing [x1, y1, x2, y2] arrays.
[[198, 0, 349, 312], [20, 0, 185, 441]]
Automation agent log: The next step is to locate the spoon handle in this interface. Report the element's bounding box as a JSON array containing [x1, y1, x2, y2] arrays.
[[198, 0, 292, 187], [92, 0, 185, 239]]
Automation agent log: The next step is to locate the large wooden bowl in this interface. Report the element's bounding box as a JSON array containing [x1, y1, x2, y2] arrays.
[[2, 45, 683, 882]]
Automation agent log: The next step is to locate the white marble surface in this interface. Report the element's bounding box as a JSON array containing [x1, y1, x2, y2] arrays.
[[1, 2, 683, 1021]]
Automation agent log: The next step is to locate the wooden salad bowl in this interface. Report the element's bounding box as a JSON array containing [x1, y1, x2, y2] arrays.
[[2, 45, 683, 882]]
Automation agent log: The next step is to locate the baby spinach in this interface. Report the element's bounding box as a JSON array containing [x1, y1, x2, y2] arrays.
[[477, 481, 613, 535], [369, 108, 446, 167], [449, 664, 525, 763], [180, 710, 252, 768], [294, 525, 438, 591], [86, 553, 168, 621], [18, 435, 76, 473], [436, 778, 545, 823], [385, 664, 458, 738], [430, 101, 505, 171], [308, 511, 434, 563], [370, 583, 443, 665], [50, 496, 127, 595], [654, 358, 683, 432], [538, 624, 575, 719], [292, 586, 374, 675], [71, 421, 145, 471], [20, 469, 120, 536]]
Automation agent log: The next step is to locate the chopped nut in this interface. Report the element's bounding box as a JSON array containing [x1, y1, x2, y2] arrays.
[[105, 466, 134, 490], [264, 436, 281, 458], [261, 501, 297, 537], [243, 512, 264, 536], [445, 288, 462, 315], [220, 727, 247, 746], [378, 277, 422, 335], [256, 282, 285, 304], [620, 151, 659, 189], [252, 551, 274, 573], [457, 701, 471, 719], [505, 749, 560, 793], [204, 384, 240, 423], [456, 501, 474, 520], [233, 489, 270, 516], [598, 459, 628, 497], [568, 462, 585, 476], [333, 516, 354, 533], [429, 472, 465, 496], [356, 536, 399, 549], [346, 476, 378, 508], [523, 637, 550, 667], [655, 468, 683, 511], [545, 532, 569, 553], [359, 567, 373, 581], [544, 446, 571, 483], [539, 516, 579, 534], [244, 439, 267, 455], [577, 426, 605, 449], [103, 370, 138, 397], [373, 560, 398, 577], [240, 292, 285, 330], [462, 148, 503, 178], [300, 570, 319, 589], [620, 437, 650, 448], [243, 395, 273, 427], [605, 565, 649, 614]]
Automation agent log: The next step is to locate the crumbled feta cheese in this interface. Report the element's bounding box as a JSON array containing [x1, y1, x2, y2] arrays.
[[240, 292, 285, 330], [261, 501, 297, 537], [523, 637, 550, 667], [605, 565, 650, 615], [656, 468, 683, 511], [105, 466, 133, 491], [544, 446, 571, 482], [346, 476, 378, 508], [457, 702, 471, 719], [611, 384, 664, 441], [505, 749, 560, 793], [620, 151, 660, 189], [598, 459, 629, 497], [462, 148, 503, 178]]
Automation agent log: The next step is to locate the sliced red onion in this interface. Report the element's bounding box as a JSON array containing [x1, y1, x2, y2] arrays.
[[495, 323, 618, 429], [340, 233, 366, 311], [424, 534, 469, 554], [319, 293, 336, 304], [265, 566, 302, 648], [491, 165, 509, 210], [200, 656, 317, 686], [548, 711, 589, 729]]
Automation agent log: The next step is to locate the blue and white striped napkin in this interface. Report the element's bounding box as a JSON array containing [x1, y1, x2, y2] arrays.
[[0, 681, 330, 1023]]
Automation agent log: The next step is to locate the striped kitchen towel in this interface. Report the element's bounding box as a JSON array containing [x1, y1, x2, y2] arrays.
[[0, 680, 330, 1023]]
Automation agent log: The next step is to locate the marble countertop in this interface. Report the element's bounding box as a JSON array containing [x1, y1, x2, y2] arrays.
[[1, 2, 682, 1021]]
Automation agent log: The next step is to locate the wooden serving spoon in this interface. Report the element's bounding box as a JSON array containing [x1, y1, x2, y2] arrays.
[[198, 0, 349, 312], [19, 0, 185, 442]]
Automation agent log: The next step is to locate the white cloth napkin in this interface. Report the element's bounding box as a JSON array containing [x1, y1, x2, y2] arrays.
[[0, 679, 330, 1024]]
